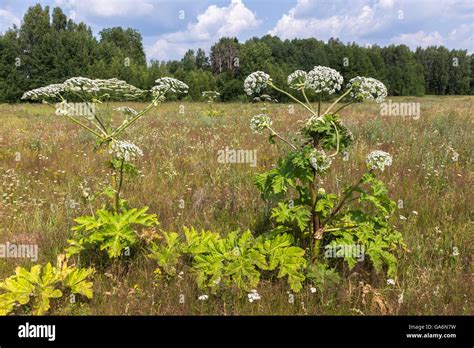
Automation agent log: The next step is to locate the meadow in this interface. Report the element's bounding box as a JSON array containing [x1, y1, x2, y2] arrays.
[[0, 96, 472, 315]]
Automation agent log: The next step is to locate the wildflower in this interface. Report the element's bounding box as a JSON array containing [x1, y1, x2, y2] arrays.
[[198, 295, 209, 301], [21, 84, 65, 101], [202, 90, 220, 99], [305, 66, 343, 94], [412, 211, 418, 215], [309, 149, 332, 174], [287, 70, 308, 89], [244, 71, 271, 95], [152, 77, 188, 96], [452, 247, 459, 257], [347, 77, 387, 103], [366, 150, 392, 171], [64, 77, 145, 99], [110, 140, 143, 162], [250, 114, 272, 133], [387, 278, 395, 286], [399, 215, 407, 220], [310, 286, 317, 293], [247, 289, 261, 303]]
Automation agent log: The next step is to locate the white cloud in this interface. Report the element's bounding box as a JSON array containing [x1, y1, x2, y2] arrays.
[[0, 9, 21, 33], [448, 23, 474, 53], [390, 31, 445, 49], [55, 0, 154, 17], [147, 0, 260, 61], [268, 1, 383, 41]]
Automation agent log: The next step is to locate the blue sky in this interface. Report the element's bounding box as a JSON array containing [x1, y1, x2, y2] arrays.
[[1, 0, 473, 61]]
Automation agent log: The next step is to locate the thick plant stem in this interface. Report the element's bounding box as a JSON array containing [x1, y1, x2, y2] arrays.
[[317, 93, 322, 116], [116, 158, 125, 211], [267, 126, 298, 150], [323, 87, 353, 115], [112, 100, 157, 138], [332, 100, 356, 115], [301, 89, 315, 113], [322, 173, 368, 226], [269, 83, 317, 116]]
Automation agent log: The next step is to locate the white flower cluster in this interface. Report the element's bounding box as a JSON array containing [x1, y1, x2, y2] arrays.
[[64, 77, 145, 99], [110, 140, 143, 162], [244, 71, 271, 95], [151, 77, 189, 96], [305, 66, 343, 94], [198, 294, 209, 301], [287, 70, 308, 89], [247, 289, 261, 303], [202, 90, 220, 98], [347, 77, 387, 103], [21, 83, 65, 100], [250, 114, 272, 133], [309, 149, 332, 173], [366, 150, 392, 171]]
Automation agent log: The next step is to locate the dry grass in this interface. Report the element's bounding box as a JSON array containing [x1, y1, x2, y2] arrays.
[[0, 96, 472, 315]]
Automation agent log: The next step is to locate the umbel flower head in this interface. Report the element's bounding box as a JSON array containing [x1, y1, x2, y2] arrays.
[[347, 77, 387, 103], [244, 71, 271, 95], [21, 84, 66, 101], [110, 140, 143, 162], [250, 114, 272, 133], [366, 150, 392, 171], [287, 70, 308, 89], [309, 149, 332, 174], [305, 66, 343, 94], [64, 77, 146, 100], [151, 77, 189, 96]]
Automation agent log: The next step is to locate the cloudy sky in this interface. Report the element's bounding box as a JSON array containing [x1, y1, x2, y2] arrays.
[[1, 0, 473, 61]]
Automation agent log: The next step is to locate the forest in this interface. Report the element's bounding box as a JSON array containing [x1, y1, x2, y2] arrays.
[[0, 4, 472, 103]]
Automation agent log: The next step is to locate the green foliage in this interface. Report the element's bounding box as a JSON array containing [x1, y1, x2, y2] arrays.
[[302, 114, 354, 151], [306, 263, 341, 293], [0, 260, 93, 315], [250, 66, 406, 282], [66, 207, 159, 259], [148, 228, 307, 292]]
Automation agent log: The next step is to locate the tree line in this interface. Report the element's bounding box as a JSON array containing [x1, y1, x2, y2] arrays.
[[0, 4, 472, 103]]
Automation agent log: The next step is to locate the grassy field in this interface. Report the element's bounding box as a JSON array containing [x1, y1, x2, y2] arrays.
[[0, 96, 472, 315]]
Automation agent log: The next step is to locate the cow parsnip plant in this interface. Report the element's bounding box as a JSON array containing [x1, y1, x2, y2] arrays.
[[201, 90, 223, 117], [22, 76, 188, 212], [22, 77, 187, 262], [148, 227, 307, 292], [244, 67, 406, 278], [0, 256, 93, 315]]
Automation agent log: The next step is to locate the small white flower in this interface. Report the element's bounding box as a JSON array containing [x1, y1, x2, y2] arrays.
[[347, 76, 387, 103], [309, 149, 332, 174], [250, 114, 272, 133], [452, 247, 459, 257], [387, 278, 395, 286], [152, 77, 188, 96], [310, 286, 317, 293], [305, 66, 343, 94], [247, 289, 261, 302], [244, 71, 271, 95], [287, 70, 308, 89], [399, 215, 407, 220], [198, 294, 209, 301], [412, 211, 418, 215], [366, 150, 393, 171], [22, 83, 65, 101], [110, 140, 143, 162]]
